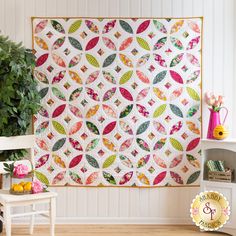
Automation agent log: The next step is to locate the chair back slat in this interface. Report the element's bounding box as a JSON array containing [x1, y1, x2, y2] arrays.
[[0, 135, 35, 169], [0, 160, 33, 175], [0, 135, 35, 151]]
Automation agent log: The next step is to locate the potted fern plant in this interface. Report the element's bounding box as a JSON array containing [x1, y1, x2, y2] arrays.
[[0, 35, 40, 160]]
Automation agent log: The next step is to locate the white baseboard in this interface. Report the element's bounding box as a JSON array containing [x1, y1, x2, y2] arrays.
[[13, 217, 193, 225]]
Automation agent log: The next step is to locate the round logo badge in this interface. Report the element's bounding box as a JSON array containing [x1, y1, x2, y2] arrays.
[[190, 191, 230, 231]]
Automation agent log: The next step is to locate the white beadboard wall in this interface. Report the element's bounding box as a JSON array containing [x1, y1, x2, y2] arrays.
[[1, 0, 236, 224]]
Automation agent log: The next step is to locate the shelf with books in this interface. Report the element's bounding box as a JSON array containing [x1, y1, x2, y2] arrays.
[[201, 139, 236, 234], [202, 148, 236, 184]]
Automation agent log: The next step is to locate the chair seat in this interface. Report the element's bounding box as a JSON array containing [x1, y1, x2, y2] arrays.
[[0, 190, 57, 203]]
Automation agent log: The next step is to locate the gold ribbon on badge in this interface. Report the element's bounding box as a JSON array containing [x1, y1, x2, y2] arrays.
[[190, 191, 230, 231]]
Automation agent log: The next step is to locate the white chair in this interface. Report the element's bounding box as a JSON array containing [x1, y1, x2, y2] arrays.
[[0, 135, 57, 236]]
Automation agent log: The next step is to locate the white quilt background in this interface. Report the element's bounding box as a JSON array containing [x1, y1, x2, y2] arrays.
[[33, 18, 202, 187]]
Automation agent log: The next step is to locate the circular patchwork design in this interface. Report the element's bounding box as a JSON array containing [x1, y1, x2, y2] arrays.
[[33, 18, 202, 186]]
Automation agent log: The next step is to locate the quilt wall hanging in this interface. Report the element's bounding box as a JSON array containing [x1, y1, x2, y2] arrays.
[[32, 17, 202, 187]]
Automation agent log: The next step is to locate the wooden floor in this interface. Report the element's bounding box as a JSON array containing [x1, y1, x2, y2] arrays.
[[4, 225, 228, 236]]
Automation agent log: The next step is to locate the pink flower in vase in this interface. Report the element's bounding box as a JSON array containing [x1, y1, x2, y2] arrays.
[[204, 92, 225, 111], [13, 164, 29, 178], [32, 180, 43, 194], [209, 94, 216, 106], [218, 95, 224, 105], [205, 91, 227, 139], [204, 92, 213, 106], [214, 100, 221, 108], [204, 92, 211, 100]]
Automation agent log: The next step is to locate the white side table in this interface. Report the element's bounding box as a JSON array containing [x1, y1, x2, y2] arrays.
[[201, 139, 236, 235]]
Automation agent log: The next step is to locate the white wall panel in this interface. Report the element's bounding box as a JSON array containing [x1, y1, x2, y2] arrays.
[[108, 0, 119, 17], [129, 0, 141, 17], [182, 0, 193, 17], [0, 0, 5, 35], [119, 0, 130, 17], [119, 188, 129, 217], [141, 0, 151, 17], [162, 0, 172, 16], [108, 187, 119, 217], [46, 0, 57, 16], [56, 0, 67, 16], [172, 0, 183, 17], [24, 0, 35, 46], [87, 188, 98, 217], [4, 0, 16, 40], [76, 188, 88, 217], [151, 0, 162, 17], [67, 0, 78, 16], [192, 0, 203, 16], [99, 0, 109, 17], [224, 0, 235, 136], [98, 188, 109, 217], [0, 0, 235, 223], [213, 0, 224, 93]]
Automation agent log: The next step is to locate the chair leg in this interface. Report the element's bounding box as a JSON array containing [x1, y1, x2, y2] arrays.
[[50, 198, 56, 236], [4, 205, 11, 236], [29, 204, 35, 235]]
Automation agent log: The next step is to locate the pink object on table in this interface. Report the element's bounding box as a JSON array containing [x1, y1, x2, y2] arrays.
[[32, 180, 43, 194], [13, 164, 29, 178], [207, 107, 228, 139]]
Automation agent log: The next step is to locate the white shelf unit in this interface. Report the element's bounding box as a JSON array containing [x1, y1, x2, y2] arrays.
[[201, 139, 236, 235]]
